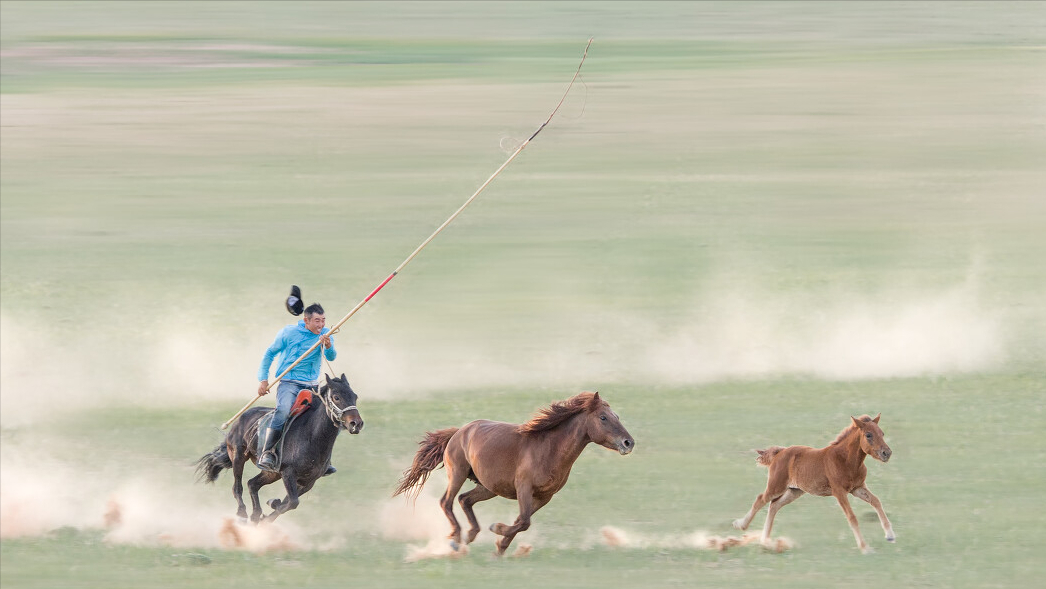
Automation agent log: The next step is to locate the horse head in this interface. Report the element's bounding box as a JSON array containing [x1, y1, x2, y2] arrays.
[[324, 373, 364, 434], [583, 392, 635, 455], [852, 413, 890, 462]]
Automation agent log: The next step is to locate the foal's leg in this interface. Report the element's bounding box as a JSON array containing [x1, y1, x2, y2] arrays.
[[733, 493, 769, 531], [852, 485, 895, 542], [458, 484, 496, 544], [247, 470, 281, 523], [230, 443, 249, 519], [489, 485, 549, 556], [761, 487, 804, 544], [735, 466, 789, 531], [833, 490, 871, 553]]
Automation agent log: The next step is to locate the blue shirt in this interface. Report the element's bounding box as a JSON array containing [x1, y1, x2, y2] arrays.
[[257, 320, 337, 383]]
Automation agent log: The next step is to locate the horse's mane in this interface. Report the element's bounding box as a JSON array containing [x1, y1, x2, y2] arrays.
[[518, 392, 598, 435], [829, 414, 874, 446]]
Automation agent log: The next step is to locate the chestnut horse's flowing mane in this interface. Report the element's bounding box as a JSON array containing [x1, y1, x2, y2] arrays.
[[518, 392, 598, 435], [829, 414, 875, 446]]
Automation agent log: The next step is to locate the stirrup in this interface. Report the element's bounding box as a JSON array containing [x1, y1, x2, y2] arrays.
[[258, 452, 279, 472]]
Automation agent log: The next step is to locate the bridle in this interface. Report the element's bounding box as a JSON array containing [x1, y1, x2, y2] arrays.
[[318, 384, 357, 430]]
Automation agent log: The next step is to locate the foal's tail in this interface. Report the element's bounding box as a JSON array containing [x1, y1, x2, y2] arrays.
[[195, 443, 233, 483], [755, 446, 786, 467], [393, 427, 459, 499]]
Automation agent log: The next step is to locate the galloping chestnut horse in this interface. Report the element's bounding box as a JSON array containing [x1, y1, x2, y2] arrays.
[[733, 414, 895, 553], [196, 374, 363, 523], [394, 392, 635, 555]]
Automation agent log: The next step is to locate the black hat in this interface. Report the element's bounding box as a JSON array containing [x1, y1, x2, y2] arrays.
[[285, 285, 304, 316]]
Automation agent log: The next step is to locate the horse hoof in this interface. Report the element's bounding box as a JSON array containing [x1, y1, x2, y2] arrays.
[[732, 519, 745, 530], [861, 546, 875, 555], [267, 499, 281, 510], [449, 540, 460, 552], [886, 533, 896, 543]]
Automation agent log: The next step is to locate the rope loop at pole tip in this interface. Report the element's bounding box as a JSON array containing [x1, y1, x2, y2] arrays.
[[219, 39, 595, 429]]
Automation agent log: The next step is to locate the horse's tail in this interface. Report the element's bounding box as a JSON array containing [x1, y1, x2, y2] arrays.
[[755, 446, 786, 467], [393, 427, 459, 499], [195, 443, 232, 483]]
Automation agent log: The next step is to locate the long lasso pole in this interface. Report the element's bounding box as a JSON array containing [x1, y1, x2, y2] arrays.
[[221, 38, 593, 430]]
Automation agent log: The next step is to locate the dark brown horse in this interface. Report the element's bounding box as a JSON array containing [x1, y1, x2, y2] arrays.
[[196, 374, 363, 523], [732, 414, 895, 553], [394, 391, 635, 555]]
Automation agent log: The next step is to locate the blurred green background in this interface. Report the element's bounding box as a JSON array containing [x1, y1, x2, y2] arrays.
[[1, 2, 1044, 588]]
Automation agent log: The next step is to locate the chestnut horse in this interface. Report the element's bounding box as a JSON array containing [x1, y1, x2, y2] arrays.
[[733, 414, 895, 553], [393, 392, 635, 555]]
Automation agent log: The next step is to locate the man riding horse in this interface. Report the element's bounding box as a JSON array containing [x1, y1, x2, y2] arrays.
[[256, 293, 337, 474]]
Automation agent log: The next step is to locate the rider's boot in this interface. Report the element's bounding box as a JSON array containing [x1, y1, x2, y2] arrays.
[[256, 425, 282, 472]]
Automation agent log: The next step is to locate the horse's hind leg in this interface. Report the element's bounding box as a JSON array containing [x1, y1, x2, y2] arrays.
[[458, 484, 496, 544], [440, 447, 470, 549], [247, 470, 281, 523], [733, 493, 768, 531], [230, 443, 249, 519], [734, 466, 788, 531], [852, 485, 895, 542], [761, 487, 803, 544]]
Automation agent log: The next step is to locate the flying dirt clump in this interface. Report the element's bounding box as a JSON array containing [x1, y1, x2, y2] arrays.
[[600, 525, 793, 553]]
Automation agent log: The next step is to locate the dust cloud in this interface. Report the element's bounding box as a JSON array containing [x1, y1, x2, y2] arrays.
[[0, 266, 1011, 427], [0, 441, 313, 552], [642, 269, 1005, 383]]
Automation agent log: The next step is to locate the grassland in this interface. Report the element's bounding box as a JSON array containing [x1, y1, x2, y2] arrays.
[[2, 2, 1045, 588]]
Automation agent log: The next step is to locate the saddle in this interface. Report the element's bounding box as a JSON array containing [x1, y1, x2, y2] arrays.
[[252, 389, 315, 468]]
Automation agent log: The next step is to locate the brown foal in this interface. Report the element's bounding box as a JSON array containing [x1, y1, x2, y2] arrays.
[[733, 414, 895, 553]]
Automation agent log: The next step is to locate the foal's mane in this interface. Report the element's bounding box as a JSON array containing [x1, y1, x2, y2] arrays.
[[518, 392, 598, 435], [829, 414, 874, 446]]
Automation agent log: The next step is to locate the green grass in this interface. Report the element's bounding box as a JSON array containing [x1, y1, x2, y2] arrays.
[[2, 376, 1043, 588], [2, 2, 1045, 588]]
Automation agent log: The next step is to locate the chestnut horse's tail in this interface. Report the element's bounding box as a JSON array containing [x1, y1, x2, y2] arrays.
[[393, 427, 459, 499], [755, 446, 786, 467], [195, 443, 233, 483]]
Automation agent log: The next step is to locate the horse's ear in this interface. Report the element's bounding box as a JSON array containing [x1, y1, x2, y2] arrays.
[[325, 373, 333, 385], [341, 373, 347, 382], [587, 391, 602, 411], [851, 416, 862, 429], [872, 413, 881, 423]]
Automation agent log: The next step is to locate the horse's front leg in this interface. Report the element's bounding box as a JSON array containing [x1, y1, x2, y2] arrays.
[[489, 487, 548, 556], [833, 490, 871, 553], [852, 485, 895, 542], [247, 470, 281, 523], [263, 470, 302, 523], [230, 443, 249, 519]]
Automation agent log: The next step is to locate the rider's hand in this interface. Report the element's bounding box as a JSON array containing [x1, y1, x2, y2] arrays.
[[258, 380, 270, 396], [320, 334, 332, 348]]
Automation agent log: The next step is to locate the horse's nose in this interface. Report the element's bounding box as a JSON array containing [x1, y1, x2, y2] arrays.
[[620, 438, 635, 455], [881, 448, 892, 461]]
